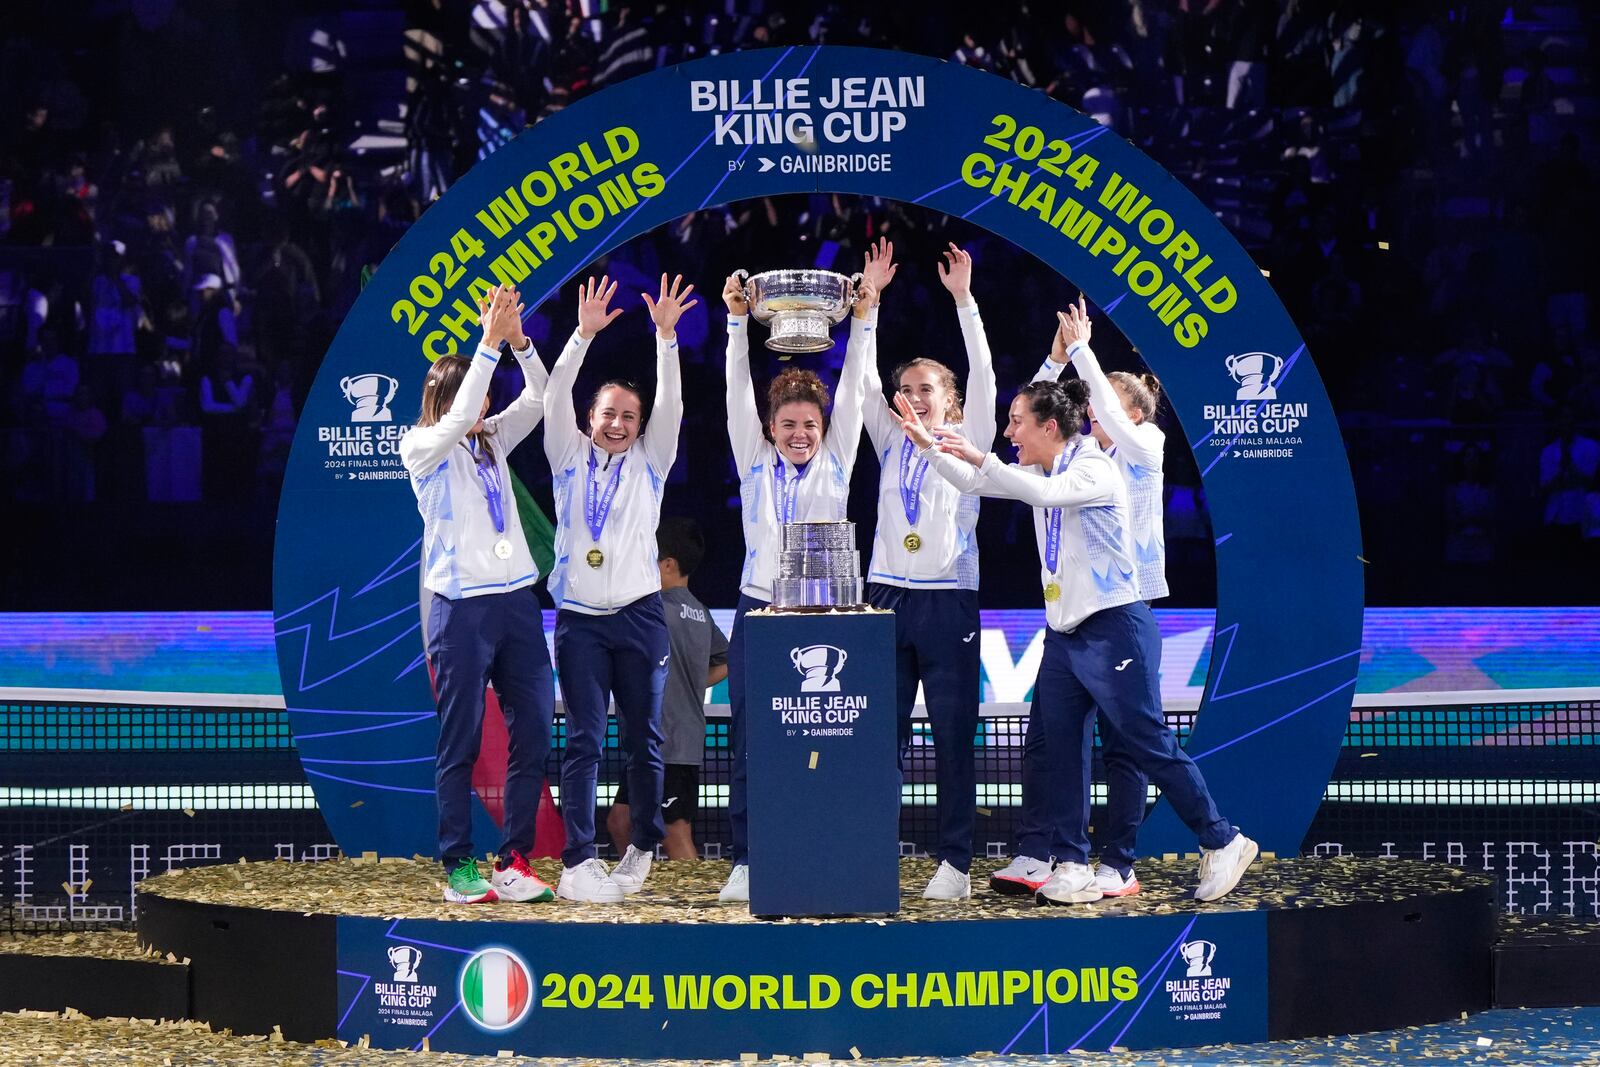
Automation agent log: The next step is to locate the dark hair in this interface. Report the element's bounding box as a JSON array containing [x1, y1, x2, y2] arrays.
[[418, 354, 494, 461], [766, 369, 830, 431], [892, 358, 964, 423], [588, 378, 646, 422], [1106, 370, 1163, 421], [656, 516, 706, 576], [1015, 378, 1090, 437]]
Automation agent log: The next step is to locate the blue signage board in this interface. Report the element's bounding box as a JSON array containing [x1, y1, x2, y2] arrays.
[[745, 611, 899, 916], [274, 45, 1363, 863], [336, 910, 1267, 1057]]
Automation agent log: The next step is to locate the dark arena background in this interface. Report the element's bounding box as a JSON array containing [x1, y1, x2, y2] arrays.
[[2, 2, 1598, 1065]]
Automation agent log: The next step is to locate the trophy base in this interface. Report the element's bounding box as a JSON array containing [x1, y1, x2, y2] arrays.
[[763, 310, 837, 355], [771, 576, 864, 610]]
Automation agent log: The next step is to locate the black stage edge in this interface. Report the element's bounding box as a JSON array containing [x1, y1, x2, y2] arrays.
[[136, 892, 336, 1041], [1268, 881, 1495, 1038], [1494, 916, 1600, 1009], [0, 953, 189, 1021]]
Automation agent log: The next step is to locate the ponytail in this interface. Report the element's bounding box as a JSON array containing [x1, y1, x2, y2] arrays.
[[1107, 370, 1163, 422], [1016, 379, 1090, 438]]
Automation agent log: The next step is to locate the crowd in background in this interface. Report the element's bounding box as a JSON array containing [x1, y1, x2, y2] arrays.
[[1, 0, 1596, 608]]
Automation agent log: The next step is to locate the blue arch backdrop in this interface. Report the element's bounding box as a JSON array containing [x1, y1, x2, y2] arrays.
[[272, 45, 1364, 862]]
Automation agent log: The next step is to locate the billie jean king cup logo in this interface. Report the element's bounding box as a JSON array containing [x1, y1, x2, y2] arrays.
[[341, 372, 400, 422], [1224, 352, 1284, 401], [1180, 940, 1217, 977], [388, 945, 422, 982], [791, 644, 848, 693]]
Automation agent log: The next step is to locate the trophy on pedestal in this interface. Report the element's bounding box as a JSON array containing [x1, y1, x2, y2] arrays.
[[771, 520, 866, 611], [733, 268, 864, 356]]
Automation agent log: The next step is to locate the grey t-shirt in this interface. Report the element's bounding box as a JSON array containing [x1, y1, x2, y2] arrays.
[[659, 586, 729, 765]]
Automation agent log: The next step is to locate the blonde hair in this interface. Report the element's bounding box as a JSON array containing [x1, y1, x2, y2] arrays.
[[1107, 370, 1162, 421], [892, 357, 964, 423]]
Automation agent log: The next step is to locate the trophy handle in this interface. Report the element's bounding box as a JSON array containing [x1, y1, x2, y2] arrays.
[[338, 376, 354, 398], [847, 271, 865, 304]]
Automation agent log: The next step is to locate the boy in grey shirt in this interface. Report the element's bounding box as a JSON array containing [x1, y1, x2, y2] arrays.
[[608, 518, 729, 860]]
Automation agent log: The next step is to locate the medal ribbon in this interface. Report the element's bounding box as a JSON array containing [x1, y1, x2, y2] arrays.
[[772, 454, 808, 525], [586, 447, 625, 544], [1043, 440, 1081, 574], [469, 438, 506, 534], [898, 437, 929, 528]]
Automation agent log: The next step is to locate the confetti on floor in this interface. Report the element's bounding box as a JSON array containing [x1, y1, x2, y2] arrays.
[[130, 855, 1491, 926], [0, 1007, 1596, 1065]]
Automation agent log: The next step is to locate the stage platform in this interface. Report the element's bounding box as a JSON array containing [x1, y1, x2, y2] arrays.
[[125, 855, 1497, 1058]]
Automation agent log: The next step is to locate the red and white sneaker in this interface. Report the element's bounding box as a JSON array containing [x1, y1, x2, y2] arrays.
[[1092, 863, 1140, 897], [988, 855, 1053, 896], [491, 850, 554, 902]]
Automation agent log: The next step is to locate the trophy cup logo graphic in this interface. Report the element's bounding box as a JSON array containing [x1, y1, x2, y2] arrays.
[[791, 644, 848, 692], [1180, 939, 1217, 977], [1224, 352, 1284, 401], [387, 945, 422, 982], [340, 373, 400, 422]]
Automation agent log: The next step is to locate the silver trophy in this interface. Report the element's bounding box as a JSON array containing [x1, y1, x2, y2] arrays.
[[772, 521, 866, 610], [734, 269, 864, 356]]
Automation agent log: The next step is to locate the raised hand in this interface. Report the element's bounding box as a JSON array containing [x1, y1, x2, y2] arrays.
[[892, 391, 935, 449], [861, 236, 897, 306], [934, 426, 986, 467], [936, 242, 972, 303], [478, 284, 519, 350], [1048, 315, 1068, 365], [853, 277, 878, 319], [1058, 292, 1092, 351], [722, 273, 749, 315], [503, 285, 529, 349], [576, 275, 624, 339], [641, 273, 698, 341]]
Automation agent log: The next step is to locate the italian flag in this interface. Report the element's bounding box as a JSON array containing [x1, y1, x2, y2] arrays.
[[461, 950, 531, 1029]]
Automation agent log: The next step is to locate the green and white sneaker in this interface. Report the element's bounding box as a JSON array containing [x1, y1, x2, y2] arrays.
[[444, 857, 499, 904]]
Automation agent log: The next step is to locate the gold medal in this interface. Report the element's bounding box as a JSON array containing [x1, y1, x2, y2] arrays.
[[586, 548, 605, 568], [903, 532, 921, 553], [1043, 581, 1061, 603]]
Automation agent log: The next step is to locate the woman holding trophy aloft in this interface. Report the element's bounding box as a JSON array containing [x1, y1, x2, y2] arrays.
[[856, 239, 997, 901], [718, 268, 877, 904], [895, 376, 1257, 905], [544, 273, 696, 903]]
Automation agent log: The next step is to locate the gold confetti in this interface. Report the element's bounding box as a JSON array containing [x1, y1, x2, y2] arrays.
[[1378, 240, 1390, 250], [850, 1047, 862, 1059], [808, 751, 819, 770], [976, 807, 992, 816], [351, 800, 365, 808], [80, 878, 93, 894], [183, 808, 197, 817], [741, 1054, 758, 1063]]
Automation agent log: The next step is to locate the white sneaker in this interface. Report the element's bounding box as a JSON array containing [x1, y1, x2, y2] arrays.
[[1035, 861, 1103, 906], [611, 845, 653, 895], [923, 861, 972, 900], [1092, 863, 1140, 897], [1194, 832, 1259, 902], [988, 855, 1052, 896], [719, 863, 749, 903], [557, 858, 625, 903]]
